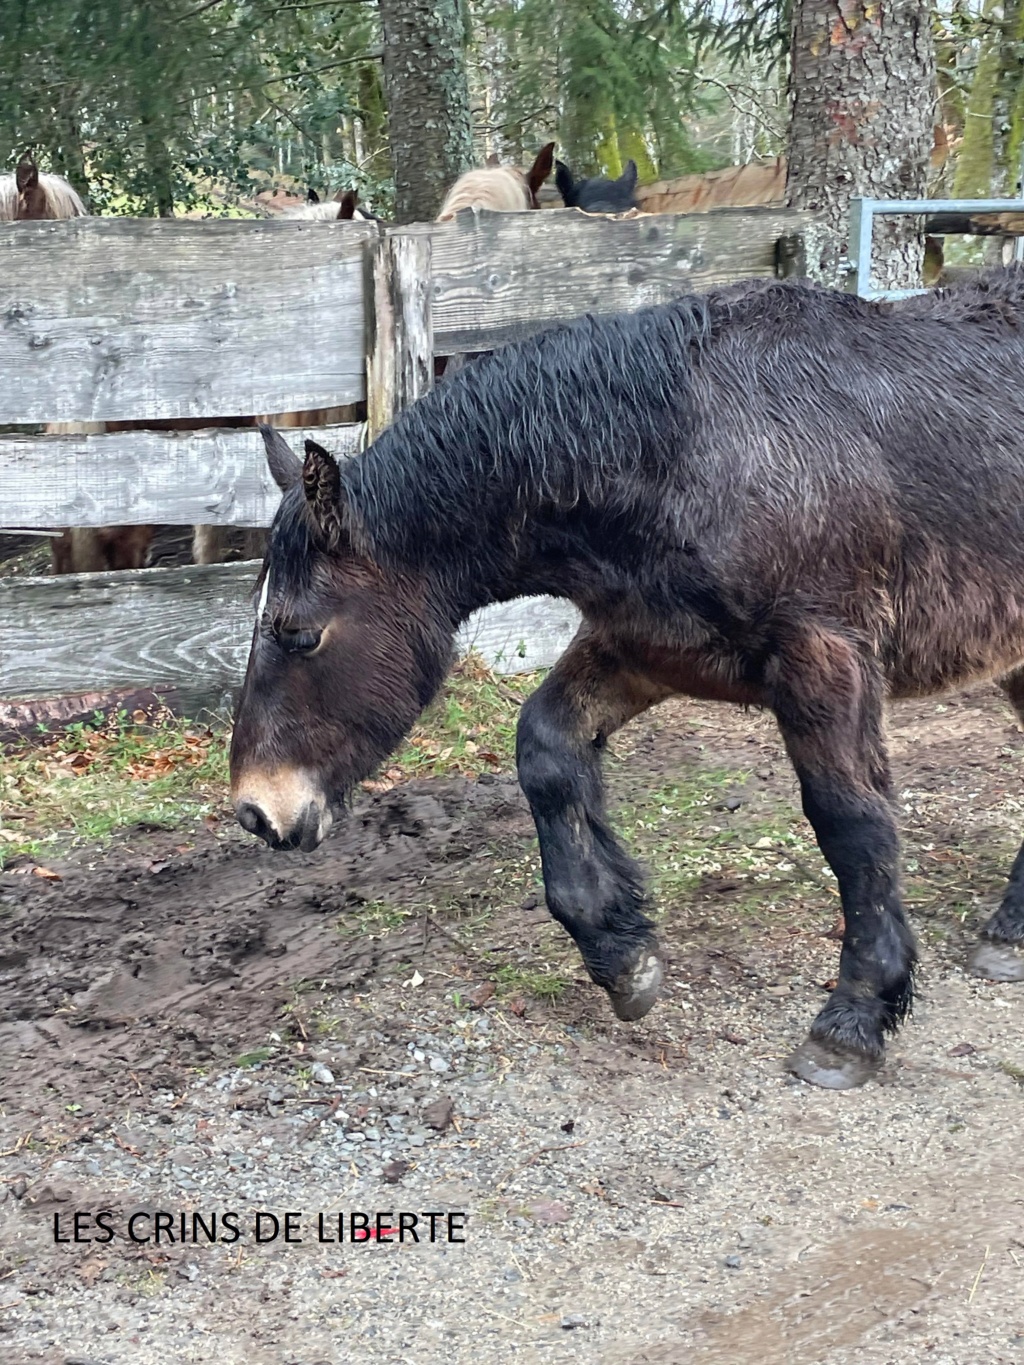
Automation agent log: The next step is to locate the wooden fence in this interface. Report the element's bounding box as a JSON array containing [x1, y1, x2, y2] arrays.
[[0, 204, 819, 715]]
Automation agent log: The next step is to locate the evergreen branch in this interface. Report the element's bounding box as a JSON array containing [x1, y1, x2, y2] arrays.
[[677, 67, 784, 141], [177, 51, 381, 107]]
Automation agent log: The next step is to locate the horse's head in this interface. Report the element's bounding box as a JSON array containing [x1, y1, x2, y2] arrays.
[[229, 427, 452, 851], [15, 154, 53, 220], [555, 159, 639, 214]]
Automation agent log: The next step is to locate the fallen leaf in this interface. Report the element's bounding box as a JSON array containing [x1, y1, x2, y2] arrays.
[[468, 981, 496, 1009], [508, 997, 527, 1017], [31, 866, 62, 882], [321, 1269, 348, 1278], [403, 969, 424, 989], [948, 1042, 977, 1057]]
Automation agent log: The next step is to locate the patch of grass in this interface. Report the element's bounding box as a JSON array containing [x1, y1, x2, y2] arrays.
[[378, 654, 541, 785], [999, 1061, 1024, 1087], [336, 898, 414, 938], [0, 656, 537, 866], [493, 963, 569, 1001], [0, 707, 228, 866], [614, 773, 831, 914], [236, 1047, 273, 1069]]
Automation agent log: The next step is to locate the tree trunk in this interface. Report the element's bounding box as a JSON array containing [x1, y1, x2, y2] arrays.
[[993, 0, 1024, 193], [953, 0, 1001, 199], [786, 0, 935, 290], [377, 0, 475, 223]]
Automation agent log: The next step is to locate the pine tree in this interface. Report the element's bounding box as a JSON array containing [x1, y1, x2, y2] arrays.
[[786, 0, 936, 290], [377, 0, 475, 221]]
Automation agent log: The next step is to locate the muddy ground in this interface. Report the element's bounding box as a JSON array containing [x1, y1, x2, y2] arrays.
[[2, 684, 1024, 1364]]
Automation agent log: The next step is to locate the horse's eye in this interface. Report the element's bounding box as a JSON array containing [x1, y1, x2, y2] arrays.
[[275, 625, 323, 655]]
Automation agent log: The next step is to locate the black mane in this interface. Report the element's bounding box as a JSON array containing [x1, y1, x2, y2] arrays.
[[274, 266, 1024, 611]]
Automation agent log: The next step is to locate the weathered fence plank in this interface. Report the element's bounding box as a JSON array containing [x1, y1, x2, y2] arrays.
[[0, 562, 258, 716], [0, 218, 375, 424], [0, 423, 365, 529], [0, 560, 579, 709], [366, 233, 434, 438], [427, 205, 818, 353]]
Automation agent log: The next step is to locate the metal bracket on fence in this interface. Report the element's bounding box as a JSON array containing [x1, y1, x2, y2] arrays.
[[848, 196, 1024, 301]]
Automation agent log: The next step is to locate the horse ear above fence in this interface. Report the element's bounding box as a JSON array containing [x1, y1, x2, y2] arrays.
[[527, 142, 556, 197], [259, 423, 303, 493], [16, 154, 39, 194]]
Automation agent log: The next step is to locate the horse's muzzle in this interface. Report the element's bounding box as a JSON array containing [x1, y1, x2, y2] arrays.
[[232, 768, 333, 851]]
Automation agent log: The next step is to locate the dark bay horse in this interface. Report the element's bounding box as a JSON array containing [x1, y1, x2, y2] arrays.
[[230, 269, 1024, 1090], [555, 159, 639, 213]]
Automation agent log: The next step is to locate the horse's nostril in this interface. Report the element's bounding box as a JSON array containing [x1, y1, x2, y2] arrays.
[[237, 801, 273, 844]]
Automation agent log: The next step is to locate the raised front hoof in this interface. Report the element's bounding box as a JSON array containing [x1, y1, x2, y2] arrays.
[[605, 947, 664, 1022], [786, 1038, 881, 1091], [968, 941, 1024, 982]]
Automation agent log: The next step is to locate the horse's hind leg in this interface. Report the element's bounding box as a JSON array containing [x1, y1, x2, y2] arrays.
[[516, 631, 670, 1021], [772, 624, 917, 1089], [969, 664, 1024, 980]]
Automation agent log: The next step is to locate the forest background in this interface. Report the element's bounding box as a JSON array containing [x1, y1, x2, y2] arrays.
[[1, 0, 1021, 227]]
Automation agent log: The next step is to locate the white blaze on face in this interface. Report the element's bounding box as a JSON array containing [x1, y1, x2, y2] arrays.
[[256, 574, 270, 620]]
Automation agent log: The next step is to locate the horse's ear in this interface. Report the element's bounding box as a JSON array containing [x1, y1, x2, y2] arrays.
[[303, 439, 347, 545], [16, 154, 38, 194], [335, 189, 359, 219], [307, 187, 320, 204], [485, 151, 501, 167], [259, 423, 302, 493], [619, 160, 638, 193], [526, 141, 556, 196], [555, 160, 574, 203]]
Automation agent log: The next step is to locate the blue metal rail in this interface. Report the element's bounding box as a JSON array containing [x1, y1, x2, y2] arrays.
[[848, 196, 1024, 301]]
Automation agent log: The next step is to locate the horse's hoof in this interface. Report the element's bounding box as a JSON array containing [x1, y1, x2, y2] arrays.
[[786, 1038, 881, 1090], [606, 948, 664, 1022], [968, 941, 1024, 982]]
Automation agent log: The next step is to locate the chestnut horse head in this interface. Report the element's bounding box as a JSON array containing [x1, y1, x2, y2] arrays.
[[0, 154, 87, 221]]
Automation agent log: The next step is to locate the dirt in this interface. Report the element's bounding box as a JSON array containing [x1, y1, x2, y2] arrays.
[[2, 685, 1024, 1364]]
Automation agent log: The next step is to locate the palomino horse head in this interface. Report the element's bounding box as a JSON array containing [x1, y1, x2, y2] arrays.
[[0, 154, 87, 221], [435, 142, 556, 220], [279, 188, 381, 223], [555, 159, 639, 214], [230, 427, 452, 851]]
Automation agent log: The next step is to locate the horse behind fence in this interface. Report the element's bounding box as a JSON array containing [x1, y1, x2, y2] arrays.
[[436, 143, 555, 220], [2, 157, 363, 574]]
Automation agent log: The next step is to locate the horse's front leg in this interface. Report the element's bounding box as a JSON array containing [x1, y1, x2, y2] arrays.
[[772, 623, 917, 1089], [515, 632, 669, 1021]]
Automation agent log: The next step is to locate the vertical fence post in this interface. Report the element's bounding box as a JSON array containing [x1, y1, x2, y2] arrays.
[[365, 230, 434, 441]]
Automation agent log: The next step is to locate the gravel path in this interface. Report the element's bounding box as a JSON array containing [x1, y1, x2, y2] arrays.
[[3, 686, 1024, 1363]]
